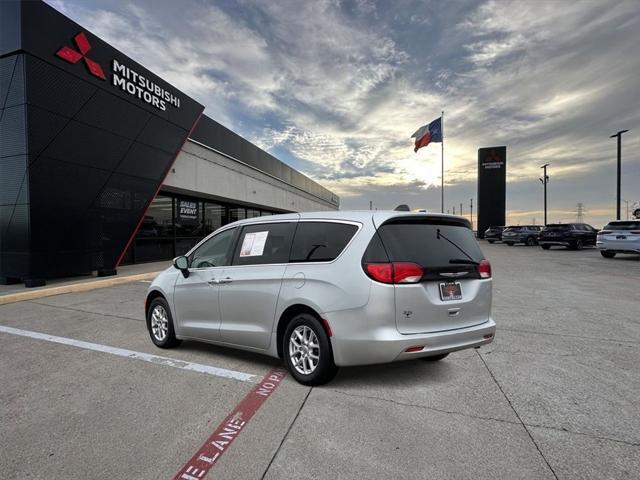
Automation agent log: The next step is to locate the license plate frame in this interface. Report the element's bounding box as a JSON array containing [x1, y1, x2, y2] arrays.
[[616, 235, 627, 240], [439, 281, 463, 301]]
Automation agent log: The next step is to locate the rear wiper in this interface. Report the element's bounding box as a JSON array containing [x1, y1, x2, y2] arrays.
[[436, 228, 476, 263], [449, 258, 478, 265]]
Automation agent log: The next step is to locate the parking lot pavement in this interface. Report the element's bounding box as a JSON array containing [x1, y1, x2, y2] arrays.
[[1, 245, 639, 479]]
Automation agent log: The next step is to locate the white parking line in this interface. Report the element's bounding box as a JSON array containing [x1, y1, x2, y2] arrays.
[[0, 325, 256, 382]]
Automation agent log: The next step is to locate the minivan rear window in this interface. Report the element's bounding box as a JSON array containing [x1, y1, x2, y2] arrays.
[[290, 222, 358, 262], [371, 218, 484, 267], [604, 221, 640, 230]]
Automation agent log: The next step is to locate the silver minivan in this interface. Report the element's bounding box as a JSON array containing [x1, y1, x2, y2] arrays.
[[145, 211, 496, 385]]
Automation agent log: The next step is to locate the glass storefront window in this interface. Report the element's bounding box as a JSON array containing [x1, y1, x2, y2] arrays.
[[175, 198, 203, 238], [205, 203, 227, 235], [229, 207, 246, 223], [122, 192, 291, 265]]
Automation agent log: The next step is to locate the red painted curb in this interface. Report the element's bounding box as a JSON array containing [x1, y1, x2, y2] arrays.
[[173, 367, 288, 480]]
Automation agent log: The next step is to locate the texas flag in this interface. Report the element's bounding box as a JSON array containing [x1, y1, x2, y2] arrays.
[[411, 117, 442, 152]]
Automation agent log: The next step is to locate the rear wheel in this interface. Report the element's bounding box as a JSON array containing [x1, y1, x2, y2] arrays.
[[541, 244, 551, 250], [601, 250, 616, 258], [283, 313, 338, 386], [488, 240, 495, 244], [506, 242, 514, 246], [526, 237, 536, 246], [421, 353, 450, 362], [147, 297, 181, 348]]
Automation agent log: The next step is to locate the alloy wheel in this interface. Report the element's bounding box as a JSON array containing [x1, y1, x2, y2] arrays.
[[150, 305, 169, 342], [289, 325, 320, 375]]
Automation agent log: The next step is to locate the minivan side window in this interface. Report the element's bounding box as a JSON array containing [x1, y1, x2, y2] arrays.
[[189, 227, 236, 268], [290, 222, 359, 262], [232, 222, 295, 266]]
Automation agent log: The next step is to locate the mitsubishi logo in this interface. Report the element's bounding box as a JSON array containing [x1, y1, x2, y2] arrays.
[[487, 150, 501, 162], [56, 32, 106, 80]]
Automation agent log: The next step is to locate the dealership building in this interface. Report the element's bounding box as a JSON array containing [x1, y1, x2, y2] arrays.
[[0, 0, 338, 287]]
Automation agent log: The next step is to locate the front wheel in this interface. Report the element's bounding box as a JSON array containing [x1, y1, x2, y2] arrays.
[[505, 242, 514, 246], [147, 297, 181, 348], [526, 237, 536, 246], [601, 250, 616, 258], [573, 239, 584, 250], [284, 313, 338, 386], [488, 240, 495, 244], [541, 244, 551, 250]]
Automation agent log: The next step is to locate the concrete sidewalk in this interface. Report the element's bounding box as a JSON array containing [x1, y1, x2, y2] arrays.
[[0, 261, 170, 305]]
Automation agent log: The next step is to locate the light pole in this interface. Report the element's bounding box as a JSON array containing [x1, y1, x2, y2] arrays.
[[610, 130, 629, 220], [539, 163, 550, 225], [623, 199, 629, 220]]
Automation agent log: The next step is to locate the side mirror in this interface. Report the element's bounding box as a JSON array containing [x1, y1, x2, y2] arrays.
[[173, 256, 189, 278]]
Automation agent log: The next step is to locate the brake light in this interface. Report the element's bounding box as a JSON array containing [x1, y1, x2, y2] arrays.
[[364, 263, 423, 284], [478, 259, 491, 279]]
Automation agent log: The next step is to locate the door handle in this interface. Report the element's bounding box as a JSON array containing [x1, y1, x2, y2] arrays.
[[218, 277, 233, 284], [209, 277, 232, 285]]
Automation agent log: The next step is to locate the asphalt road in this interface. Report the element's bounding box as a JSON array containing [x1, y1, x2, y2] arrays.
[[0, 243, 638, 479]]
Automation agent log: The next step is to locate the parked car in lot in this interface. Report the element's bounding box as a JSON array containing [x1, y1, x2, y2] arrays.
[[145, 212, 496, 385], [596, 220, 640, 258], [501, 225, 543, 246], [484, 226, 505, 243], [539, 223, 598, 250]]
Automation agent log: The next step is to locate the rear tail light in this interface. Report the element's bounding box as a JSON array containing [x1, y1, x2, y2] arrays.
[[405, 346, 424, 352], [478, 259, 492, 279], [364, 262, 424, 284]]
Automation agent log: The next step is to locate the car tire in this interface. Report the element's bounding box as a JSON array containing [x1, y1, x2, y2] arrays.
[[488, 240, 495, 244], [283, 313, 338, 386], [601, 250, 616, 258], [506, 242, 514, 246], [541, 244, 551, 250], [421, 352, 450, 362], [147, 297, 181, 348], [574, 239, 584, 250], [526, 237, 536, 246]]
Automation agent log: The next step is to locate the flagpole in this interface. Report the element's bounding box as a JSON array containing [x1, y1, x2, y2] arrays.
[[441, 110, 444, 213]]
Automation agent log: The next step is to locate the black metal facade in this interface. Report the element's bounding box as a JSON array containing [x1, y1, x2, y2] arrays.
[[477, 146, 507, 238], [0, 0, 203, 285]]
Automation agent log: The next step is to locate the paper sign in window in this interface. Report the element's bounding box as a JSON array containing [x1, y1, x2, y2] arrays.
[[239, 231, 269, 257]]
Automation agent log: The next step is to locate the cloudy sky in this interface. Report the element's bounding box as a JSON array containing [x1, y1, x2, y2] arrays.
[[48, 0, 640, 227]]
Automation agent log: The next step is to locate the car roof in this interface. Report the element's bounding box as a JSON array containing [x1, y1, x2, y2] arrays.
[[222, 210, 470, 228]]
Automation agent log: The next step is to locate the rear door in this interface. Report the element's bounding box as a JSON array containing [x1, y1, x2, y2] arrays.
[[218, 222, 296, 349], [374, 217, 491, 334]]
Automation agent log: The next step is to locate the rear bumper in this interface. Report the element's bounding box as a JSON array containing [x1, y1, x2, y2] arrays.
[[328, 317, 496, 367], [596, 240, 640, 253]]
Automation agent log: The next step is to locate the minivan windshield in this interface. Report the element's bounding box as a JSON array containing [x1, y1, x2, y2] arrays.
[[375, 218, 484, 267], [604, 221, 640, 230]]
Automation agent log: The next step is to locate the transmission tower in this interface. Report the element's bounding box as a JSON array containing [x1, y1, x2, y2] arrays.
[[574, 203, 586, 222]]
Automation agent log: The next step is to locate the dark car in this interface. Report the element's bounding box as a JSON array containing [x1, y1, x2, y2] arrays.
[[539, 223, 598, 250], [484, 226, 505, 243], [501, 225, 543, 246]]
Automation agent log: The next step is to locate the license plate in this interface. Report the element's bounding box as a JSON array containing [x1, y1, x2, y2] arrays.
[[617, 235, 627, 239], [439, 281, 462, 301]]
